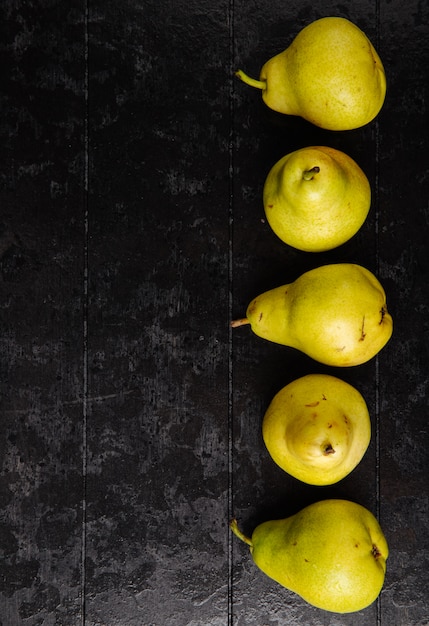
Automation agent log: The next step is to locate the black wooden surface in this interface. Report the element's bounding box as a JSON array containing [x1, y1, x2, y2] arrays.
[[1, 1, 428, 625]]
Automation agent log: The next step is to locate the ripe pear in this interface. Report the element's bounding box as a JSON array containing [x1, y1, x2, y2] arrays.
[[263, 146, 371, 252], [231, 263, 393, 367], [230, 499, 389, 613], [236, 16, 386, 130], [262, 374, 371, 485]]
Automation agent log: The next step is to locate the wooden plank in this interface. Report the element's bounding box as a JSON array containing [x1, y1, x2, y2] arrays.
[[0, 1, 87, 622], [84, 1, 232, 623], [377, 2, 429, 622]]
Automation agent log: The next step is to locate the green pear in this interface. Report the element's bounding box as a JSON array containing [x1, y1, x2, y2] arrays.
[[231, 263, 393, 367], [263, 146, 371, 252], [230, 499, 389, 613], [236, 17, 386, 130], [262, 374, 371, 485]]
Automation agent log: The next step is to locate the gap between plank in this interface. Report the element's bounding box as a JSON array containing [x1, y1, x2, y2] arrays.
[[81, 1, 90, 624], [227, 0, 235, 624], [374, 62, 381, 536]]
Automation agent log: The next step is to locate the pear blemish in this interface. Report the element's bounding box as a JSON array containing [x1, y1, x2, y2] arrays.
[[372, 544, 383, 560], [360, 315, 366, 341]]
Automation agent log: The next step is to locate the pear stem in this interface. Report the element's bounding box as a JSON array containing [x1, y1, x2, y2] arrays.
[[230, 318, 250, 328], [230, 518, 253, 546], [302, 166, 320, 181], [235, 69, 266, 91]]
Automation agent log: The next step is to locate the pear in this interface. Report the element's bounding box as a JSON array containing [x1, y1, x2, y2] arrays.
[[230, 499, 389, 613], [231, 263, 393, 367], [263, 146, 371, 252], [262, 374, 371, 485], [236, 16, 386, 130]]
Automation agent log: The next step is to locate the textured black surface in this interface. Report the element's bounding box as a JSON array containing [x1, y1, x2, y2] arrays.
[[0, 1, 428, 624]]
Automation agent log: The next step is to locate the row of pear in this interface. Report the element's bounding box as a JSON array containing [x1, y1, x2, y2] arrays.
[[229, 17, 392, 615]]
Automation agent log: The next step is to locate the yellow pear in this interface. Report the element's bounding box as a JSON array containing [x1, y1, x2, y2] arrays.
[[262, 374, 371, 485], [231, 263, 393, 366], [263, 146, 371, 252], [236, 16, 386, 130], [230, 499, 389, 613]]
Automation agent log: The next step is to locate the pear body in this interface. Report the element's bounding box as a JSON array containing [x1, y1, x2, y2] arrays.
[[245, 263, 393, 366], [254, 17, 386, 130], [263, 146, 371, 252], [247, 499, 388, 613], [262, 374, 371, 485]]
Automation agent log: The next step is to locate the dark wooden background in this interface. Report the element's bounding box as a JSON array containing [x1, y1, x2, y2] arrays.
[[1, 1, 428, 624]]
